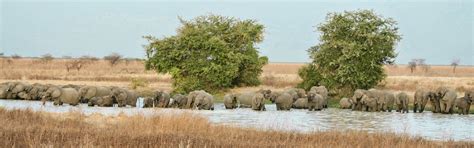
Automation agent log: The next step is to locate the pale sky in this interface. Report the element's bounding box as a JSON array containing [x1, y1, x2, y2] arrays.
[[1, 0, 473, 65]]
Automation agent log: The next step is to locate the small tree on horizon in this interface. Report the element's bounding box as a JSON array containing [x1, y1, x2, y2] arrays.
[[451, 58, 460, 73], [104, 52, 122, 67], [298, 10, 401, 95]]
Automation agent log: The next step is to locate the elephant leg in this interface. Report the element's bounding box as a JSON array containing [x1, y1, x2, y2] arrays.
[[439, 102, 446, 113], [413, 103, 418, 113], [420, 104, 425, 113]]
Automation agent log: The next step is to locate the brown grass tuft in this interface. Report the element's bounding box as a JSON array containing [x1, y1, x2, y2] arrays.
[[0, 109, 471, 147]]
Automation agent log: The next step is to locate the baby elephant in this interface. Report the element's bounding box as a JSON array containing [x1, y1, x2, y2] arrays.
[[454, 95, 472, 115], [88, 96, 114, 107], [339, 97, 352, 109], [395, 92, 409, 113], [223, 93, 238, 109]]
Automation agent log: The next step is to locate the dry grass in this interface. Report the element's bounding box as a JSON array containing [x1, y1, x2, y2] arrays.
[[1, 58, 473, 93], [0, 108, 471, 147]]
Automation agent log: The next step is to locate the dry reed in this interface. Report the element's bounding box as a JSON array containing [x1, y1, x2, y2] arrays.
[[0, 109, 471, 147]]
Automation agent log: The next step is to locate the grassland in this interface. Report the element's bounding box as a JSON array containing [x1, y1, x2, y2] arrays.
[[0, 108, 471, 147], [1, 58, 473, 96]]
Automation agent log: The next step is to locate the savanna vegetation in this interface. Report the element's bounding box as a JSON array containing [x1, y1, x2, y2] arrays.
[[144, 15, 268, 93], [0, 108, 472, 147], [298, 10, 401, 96]]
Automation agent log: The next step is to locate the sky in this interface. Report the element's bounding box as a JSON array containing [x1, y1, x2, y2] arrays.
[[1, 0, 473, 65]]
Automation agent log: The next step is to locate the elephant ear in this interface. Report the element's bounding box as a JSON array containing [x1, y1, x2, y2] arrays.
[[85, 87, 97, 98], [51, 88, 61, 98]]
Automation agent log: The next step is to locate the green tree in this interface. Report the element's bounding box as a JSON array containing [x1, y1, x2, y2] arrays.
[[298, 10, 401, 95], [144, 14, 267, 93]]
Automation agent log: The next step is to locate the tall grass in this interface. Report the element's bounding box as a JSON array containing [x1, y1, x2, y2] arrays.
[[0, 109, 471, 147]]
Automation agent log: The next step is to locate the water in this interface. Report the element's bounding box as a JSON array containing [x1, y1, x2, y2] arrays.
[[0, 99, 472, 141]]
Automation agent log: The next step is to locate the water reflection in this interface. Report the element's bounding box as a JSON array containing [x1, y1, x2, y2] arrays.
[[0, 100, 472, 141]]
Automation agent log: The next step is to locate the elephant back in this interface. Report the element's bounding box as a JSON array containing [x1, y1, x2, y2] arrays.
[[310, 86, 328, 99], [96, 86, 112, 97], [292, 98, 308, 109], [442, 90, 457, 102], [236, 92, 255, 106], [59, 88, 80, 105], [80, 86, 97, 99]]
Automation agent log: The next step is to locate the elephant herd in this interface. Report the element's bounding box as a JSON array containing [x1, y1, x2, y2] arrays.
[[224, 86, 329, 111], [0, 82, 215, 110], [0, 81, 472, 114], [342, 87, 473, 115]]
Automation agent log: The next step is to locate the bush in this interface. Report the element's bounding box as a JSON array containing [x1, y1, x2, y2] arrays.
[[40, 53, 54, 63], [144, 14, 267, 93], [298, 10, 401, 96], [11, 54, 21, 59], [103, 53, 122, 66]]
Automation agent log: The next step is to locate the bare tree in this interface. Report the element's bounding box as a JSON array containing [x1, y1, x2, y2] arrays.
[[104, 53, 122, 67], [408, 59, 417, 73], [451, 58, 460, 73], [11, 54, 22, 59]]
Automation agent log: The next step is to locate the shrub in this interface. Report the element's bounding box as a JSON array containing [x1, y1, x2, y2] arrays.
[[298, 10, 401, 96], [40, 53, 54, 63], [144, 14, 267, 93], [104, 53, 122, 66]]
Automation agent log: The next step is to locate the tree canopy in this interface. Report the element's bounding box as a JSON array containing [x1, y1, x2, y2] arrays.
[[144, 14, 267, 93], [298, 10, 401, 94]]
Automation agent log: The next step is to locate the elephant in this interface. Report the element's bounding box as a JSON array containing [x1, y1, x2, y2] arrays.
[[142, 97, 155, 108], [269, 92, 293, 111], [169, 94, 187, 109], [6, 82, 32, 100], [251, 93, 266, 111], [0, 84, 8, 99], [454, 94, 472, 115], [88, 95, 114, 107], [236, 89, 271, 108], [185, 90, 206, 109], [395, 92, 409, 113], [339, 97, 352, 109], [413, 89, 435, 113], [41, 87, 80, 106], [351, 89, 367, 111], [284, 88, 306, 102], [307, 91, 324, 111], [361, 90, 379, 112], [223, 93, 238, 109], [21, 83, 48, 100], [380, 91, 395, 112], [462, 90, 473, 113], [78, 86, 112, 103], [153, 90, 170, 108], [292, 98, 308, 109], [111, 88, 138, 107], [436, 87, 457, 114], [310, 86, 328, 108], [194, 92, 214, 110]]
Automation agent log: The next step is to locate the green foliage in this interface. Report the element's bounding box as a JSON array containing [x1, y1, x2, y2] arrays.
[[299, 10, 401, 95], [144, 14, 267, 93]]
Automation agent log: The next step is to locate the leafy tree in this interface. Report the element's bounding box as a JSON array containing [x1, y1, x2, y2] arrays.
[[298, 10, 401, 94], [144, 14, 267, 93]]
